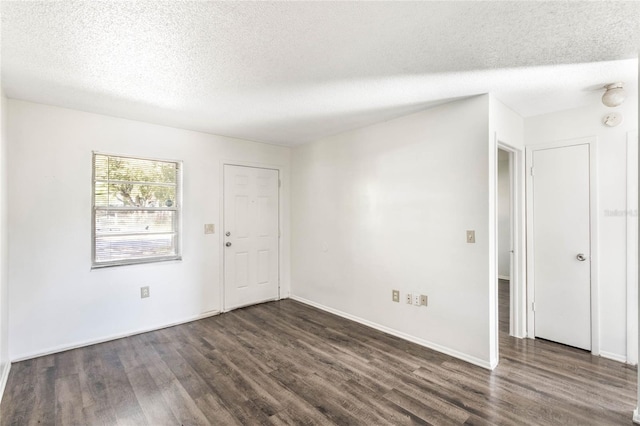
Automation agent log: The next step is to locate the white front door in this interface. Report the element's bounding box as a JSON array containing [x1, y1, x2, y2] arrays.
[[223, 165, 279, 311], [531, 143, 591, 350]]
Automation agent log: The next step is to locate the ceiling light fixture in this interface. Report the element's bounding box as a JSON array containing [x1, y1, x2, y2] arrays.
[[602, 82, 626, 107]]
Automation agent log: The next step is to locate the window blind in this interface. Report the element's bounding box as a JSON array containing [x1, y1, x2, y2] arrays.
[[92, 153, 182, 267]]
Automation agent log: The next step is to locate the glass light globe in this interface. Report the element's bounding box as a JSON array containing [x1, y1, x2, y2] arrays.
[[602, 83, 626, 107]]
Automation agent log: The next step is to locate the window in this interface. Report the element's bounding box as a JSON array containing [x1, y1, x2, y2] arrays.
[[92, 153, 182, 268]]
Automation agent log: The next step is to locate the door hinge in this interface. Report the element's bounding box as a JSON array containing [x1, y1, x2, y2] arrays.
[[530, 166, 535, 176], [532, 302, 536, 312]]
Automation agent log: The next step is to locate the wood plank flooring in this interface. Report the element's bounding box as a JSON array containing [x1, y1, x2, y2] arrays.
[[0, 280, 637, 425]]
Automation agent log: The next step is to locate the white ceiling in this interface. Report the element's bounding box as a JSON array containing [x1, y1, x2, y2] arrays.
[[2, 1, 639, 146]]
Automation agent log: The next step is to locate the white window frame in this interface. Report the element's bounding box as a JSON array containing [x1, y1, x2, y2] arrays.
[[91, 152, 183, 268]]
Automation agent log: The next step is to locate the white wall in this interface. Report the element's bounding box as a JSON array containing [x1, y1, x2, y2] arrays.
[[490, 98, 525, 151], [7, 99, 291, 360], [291, 96, 495, 368], [497, 152, 510, 279], [525, 91, 638, 361], [635, 63, 640, 425], [0, 90, 10, 394]]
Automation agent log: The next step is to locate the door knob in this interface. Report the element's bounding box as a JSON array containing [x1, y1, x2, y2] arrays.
[[576, 253, 586, 261], [225, 242, 232, 247], [226, 232, 231, 236]]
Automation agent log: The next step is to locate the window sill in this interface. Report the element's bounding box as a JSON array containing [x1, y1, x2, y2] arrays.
[[91, 256, 183, 270]]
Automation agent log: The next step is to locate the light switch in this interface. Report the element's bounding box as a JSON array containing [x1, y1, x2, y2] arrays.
[[204, 224, 215, 234], [466, 230, 476, 243]]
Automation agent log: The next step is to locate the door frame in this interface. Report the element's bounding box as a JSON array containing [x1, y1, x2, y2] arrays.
[[497, 142, 526, 340], [525, 136, 599, 355], [220, 160, 285, 313], [627, 131, 638, 365]]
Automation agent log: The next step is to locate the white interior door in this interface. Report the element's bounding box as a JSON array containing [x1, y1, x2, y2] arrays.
[[223, 165, 279, 311], [532, 143, 591, 350]]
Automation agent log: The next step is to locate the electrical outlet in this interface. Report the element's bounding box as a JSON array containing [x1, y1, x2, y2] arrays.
[[413, 294, 421, 306], [420, 295, 428, 306], [140, 286, 150, 299], [406, 293, 412, 304], [392, 290, 400, 303]]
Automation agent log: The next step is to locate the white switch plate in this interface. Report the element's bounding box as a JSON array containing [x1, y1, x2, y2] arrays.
[[466, 230, 476, 243], [392, 290, 400, 303], [204, 224, 215, 234]]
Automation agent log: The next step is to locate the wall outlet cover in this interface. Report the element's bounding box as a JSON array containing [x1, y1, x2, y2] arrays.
[[141, 286, 150, 298], [406, 293, 412, 304], [413, 294, 421, 306], [420, 295, 428, 306], [204, 224, 215, 234]]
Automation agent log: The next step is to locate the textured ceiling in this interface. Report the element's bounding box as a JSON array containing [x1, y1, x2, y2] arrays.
[[2, 1, 639, 145]]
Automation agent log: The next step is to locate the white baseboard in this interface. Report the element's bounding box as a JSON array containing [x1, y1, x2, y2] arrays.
[[0, 361, 10, 405], [489, 358, 499, 370], [12, 310, 220, 362], [290, 295, 494, 370], [599, 350, 627, 364], [633, 408, 640, 424]]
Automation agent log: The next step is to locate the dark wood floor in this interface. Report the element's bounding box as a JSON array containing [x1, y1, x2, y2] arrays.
[[499, 279, 509, 334], [1, 280, 637, 425]]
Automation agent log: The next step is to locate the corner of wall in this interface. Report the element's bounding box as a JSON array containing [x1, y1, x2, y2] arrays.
[[291, 96, 495, 367], [635, 59, 640, 424], [489, 94, 525, 150], [0, 362, 10, 405], [0, 89, 10, 402], [488, 93, 526, 367]]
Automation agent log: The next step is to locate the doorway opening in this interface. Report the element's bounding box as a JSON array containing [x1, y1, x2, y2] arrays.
[[497, 148, 513, 336], [493, 140, 526, 368]]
